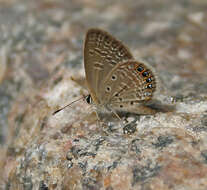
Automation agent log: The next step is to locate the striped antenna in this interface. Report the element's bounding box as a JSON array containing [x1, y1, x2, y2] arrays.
[[52, 96, 86, 115]]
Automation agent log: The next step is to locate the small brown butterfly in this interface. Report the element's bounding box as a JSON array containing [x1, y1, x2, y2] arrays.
[[53, 28, 157, 119]]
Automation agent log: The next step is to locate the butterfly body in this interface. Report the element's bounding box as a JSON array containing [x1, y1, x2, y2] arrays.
[[84, 28, 157, 116]]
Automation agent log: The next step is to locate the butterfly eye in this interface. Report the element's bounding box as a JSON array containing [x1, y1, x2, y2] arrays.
[[85, 94, 92, 104]]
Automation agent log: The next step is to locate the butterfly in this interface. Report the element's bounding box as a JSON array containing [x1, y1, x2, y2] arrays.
[[53, 28, 157, 119], [83, 28, 157, 118]]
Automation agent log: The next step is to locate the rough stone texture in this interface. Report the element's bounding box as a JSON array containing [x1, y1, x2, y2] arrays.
[[0, 0, 207, 190]]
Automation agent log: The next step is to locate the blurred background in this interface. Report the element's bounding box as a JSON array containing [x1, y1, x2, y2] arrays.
[[0, 0, 207, 149]]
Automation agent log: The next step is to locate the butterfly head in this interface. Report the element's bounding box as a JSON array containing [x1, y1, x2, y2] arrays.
[[85, 94, 93, 105], [85, 94, 111, 114]]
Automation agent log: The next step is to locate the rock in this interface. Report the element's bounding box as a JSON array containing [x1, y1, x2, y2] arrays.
[[0, 0, 207, 190]]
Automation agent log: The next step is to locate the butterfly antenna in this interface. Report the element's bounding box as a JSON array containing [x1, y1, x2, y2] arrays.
[[52, 96, 86, 115]]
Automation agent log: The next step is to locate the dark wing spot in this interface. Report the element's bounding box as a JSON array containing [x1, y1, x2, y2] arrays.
[[111, 75, 117, 80], [106, 86, 111, 92], [142, 71, 149, 77], [147, 84, 153, 89], [146, 77, 152, 83], [137, 65, 144, 72]]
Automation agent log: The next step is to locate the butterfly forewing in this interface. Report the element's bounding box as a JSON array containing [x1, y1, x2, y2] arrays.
[[84, 28, 133, 104]]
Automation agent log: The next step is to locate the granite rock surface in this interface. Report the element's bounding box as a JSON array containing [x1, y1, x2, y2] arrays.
[[0, 0, 207, 190]]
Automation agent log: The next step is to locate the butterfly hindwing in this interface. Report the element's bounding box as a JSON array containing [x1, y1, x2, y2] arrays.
[[99, 60, 156, 113]]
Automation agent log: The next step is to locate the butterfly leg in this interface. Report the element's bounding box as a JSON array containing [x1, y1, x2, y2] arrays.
[[94, 110, 105, 128], [109, 108, 129, 130]]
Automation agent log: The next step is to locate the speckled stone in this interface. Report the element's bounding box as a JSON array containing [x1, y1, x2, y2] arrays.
[[0, 0, 207, 190]]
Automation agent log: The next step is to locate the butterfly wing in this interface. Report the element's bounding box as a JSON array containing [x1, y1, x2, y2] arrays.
[[84, 28, 133, 104], [99, 60, 157, 114]]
